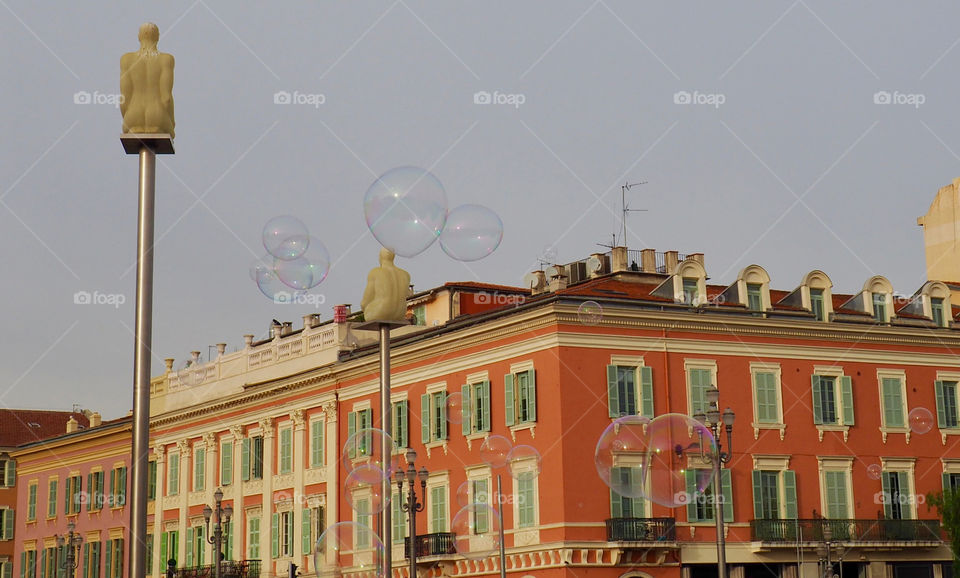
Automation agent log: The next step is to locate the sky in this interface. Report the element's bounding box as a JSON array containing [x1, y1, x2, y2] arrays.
[[1, 1, 959, 419]]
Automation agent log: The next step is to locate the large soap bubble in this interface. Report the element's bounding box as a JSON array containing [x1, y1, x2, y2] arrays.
[[314, 521, 384, 578], [480, 435, 513, 469], [274, 236, 331, 291], [445, 392, 464, 425], [342, 428, 394, 477], [645, 413, 716, 508], [439, 204, 503, 262], [363, 166, 447, 258], [507, 445, 542, 481], [452, 504, 500, 560], [345, 464, 388, 514], [263, 215, 310, 261], [595, 415, 651, 499], [256, 267, 303, 303]]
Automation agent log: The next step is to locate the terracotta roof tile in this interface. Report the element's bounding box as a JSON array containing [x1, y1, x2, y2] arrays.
[[0, 410, 90, 448]]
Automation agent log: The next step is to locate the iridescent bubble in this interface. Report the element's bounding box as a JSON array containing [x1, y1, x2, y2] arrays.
[[248, 255, 273, 282], [452, 504, 500, 560], [480, 435, 513, 469], [342, 428, 395, 477], [595, 415, 651, 499], [263, 215, 310, 261], [256, 267, 298, 302], [507, 445, 542, 481], [578, 301, 603, 325], [363, 166, 448, 258], [908, 407, 935, 434], [275, 257, 313, 291], [314, 521, 384, 578], [345, 464, 388, 514], [867, 463, 882, 480], [446, 392, 464, 425], [439, 204, 503, 262], [645, 413, 716, 508]]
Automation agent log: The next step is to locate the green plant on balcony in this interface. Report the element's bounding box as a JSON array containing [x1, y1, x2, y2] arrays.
[[928, 488, 960, 563]]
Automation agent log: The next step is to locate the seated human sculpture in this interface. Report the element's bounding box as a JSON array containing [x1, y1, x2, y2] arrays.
[[120, 23, 175, 138], [360, 248, 411, 321]]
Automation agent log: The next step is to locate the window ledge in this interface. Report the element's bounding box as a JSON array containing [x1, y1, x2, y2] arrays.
[[424, 440, 449, 458], [464, 432, 488, 451], [939, 428, 960, 445], [751, 422, 786, 440], [815, 425, 850, 442], [509, 422, 536, 442], [879, 426, 910, 444]]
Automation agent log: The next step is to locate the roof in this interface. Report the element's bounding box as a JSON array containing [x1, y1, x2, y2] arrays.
[[443, 281, 530, 294], [0, 410, 90, 448]]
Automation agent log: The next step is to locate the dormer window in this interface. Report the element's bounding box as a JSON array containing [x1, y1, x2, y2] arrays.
[[682, 278, 699, 305], [872, 293, 888, 323], [747, 283, 763, 312], [810, 289, 826, 321], [932, 297, 947, 327]]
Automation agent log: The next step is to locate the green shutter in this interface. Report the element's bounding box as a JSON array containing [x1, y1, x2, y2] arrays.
[[685, 470, 698, 522], [159, 533, 167, 571], [721, 469, 733, 523], [639, 367, 654, 418], [20, 552, 26, 578], [783, 470, 798, 519], [881, 473, 892, 518], [119, 468, 127, 505], [65, 477, 71, 513], [280, 429, 292, 473], [185, 529, 193, 567], [97, 473, 104, 509], [936, 381, 947, 428], [302, 508, 312, 554], [752, 470, 763, 519], [102, 546, 108, 578], [421, 395, 432, 442], [311, 421, 324, 467], [439, 397, 448, 440], [146, 536, 153, 574], [347, 412, 357, 458], [610, 488, 623, 518], [527, 370, 537, 422], [882, 378, 904, 427], [482, 381, 491, 431], [221, 441, 233, 486], [4, 510, 12, 540], [399, 401, 409, 447], [607, 365, 620, 417], [5, 461, 14, 487], [271, 513, 279, 558], [460, 385, 471, 435], [825, 471, 848, 518], [841, 376, 854, 425], [240, 438, 250, 482], [504, 374, 516, 426], [811, 375, 823, 425]]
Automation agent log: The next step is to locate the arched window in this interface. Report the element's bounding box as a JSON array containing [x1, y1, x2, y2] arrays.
[[737, 265, 771, 313], [920, 281, 952, 327], [862, 276, 894, 323], [674, 259, 707, 305]]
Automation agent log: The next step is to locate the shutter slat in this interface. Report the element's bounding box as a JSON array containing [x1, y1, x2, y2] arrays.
[[811, 375, 823, 425]]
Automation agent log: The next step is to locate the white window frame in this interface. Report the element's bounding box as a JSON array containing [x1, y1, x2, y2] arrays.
[[817, 456, 854, 519], [752, 455, 793, 519], [674, 260, 707, 306], [511, 463, 540, 533], [812, 366, 852, 441], [801, 270, 834, 321], [876, 369, 909, 443], [684, 359, 718, 416], [508, 361, 537, 432], [423, 381, 449, 450], [737, 264, 772, 312], [750, 362, 785, 440], [425, 472, 450, 534], [879, 458, 916, 520], [609, 355, 651, 420], [464, 371, 490, 438], [937, 371, 960, 444]]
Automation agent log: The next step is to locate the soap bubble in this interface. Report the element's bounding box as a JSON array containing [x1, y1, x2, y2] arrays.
[[480, 435, 513, 469], [263, 215, 310, 261], [506, 445, 542, 481], [248, 255, 273, 282], [595, 415, 651, 499], [456, 480, 472, 508], [314, 521, 384, 578], [867, 463, 882, 480], [909, 407, 935, 434], [363, 166, 447, 258], [578, 301, 603, 325], [446, 392, 464, 425], [342, 428, 394, 477], [345, 464, 388, 514], [274, 257, 314, 291], [439, 204, 503, 262], [645, 413, 716, 508], [256, 267, 302, 302], [452, 504, 500, 560]]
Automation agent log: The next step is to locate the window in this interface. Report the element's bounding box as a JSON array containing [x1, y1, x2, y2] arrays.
[[271, 512, 293, 558], [936, 380, 960, 428], [811, 375, 854, 426], [880, 376, 905, 428], [279, 428, 292, 474], [47, 479, 57, 518], [505, 369, 538, 425], [687, 366, 714, 415], [247, 517, 260, 559], [23, 550, 37, 578], [753, 371, 780, 424], [194, 448, 206, 491], [472, 479, 490, 533], [346, 410, 374, 457], [943, 473, 960, 492], [823, 470, 850, 519], [168, 454, 180, 496], [65, 475, 82, 514], [354, 499, 371, 548], [310, 420, 324, 468], [751, 470, 798, 519], [609, 467, 645, 518], [747, 283, 763, 312], [932, 297, 948, 327], [392, 401, 409, 448], [421, 393, 448, 443], [882, 471, 910, 520], [88, 471, 104, 510], [159, 531, 178, 571], [685, 469, 733, 522], [429, 486, 448, 532], [810, 289, 825, 321], [241, 436, 264, 480], [873, 292, 888, 323], [0, 508, 13, 540], [606, 364, 655, 419], [304, 506, 326, 553], [104, 539, 123, 578], [27, 482, 37, 521], [682, 277, 699, 305], [145, 535, 153, 574], [148, 461, 157, 500], [461, 381, 491, 435], [0, 460, 14, 488], [220, 440, 232, 486], [185, 526, 204, 566], [109, 467, 127, 507], [517, 478, 536, 528], [413, 305, 426, 326], [41, 547, 56, 578]]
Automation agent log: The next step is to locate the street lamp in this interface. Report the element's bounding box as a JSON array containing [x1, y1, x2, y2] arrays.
[[56, 521, 83, 578], [692, 386, 735, 578], [395, 449, 428, 578], [816, 525, 844, 578], [203, 488, 233, 578]]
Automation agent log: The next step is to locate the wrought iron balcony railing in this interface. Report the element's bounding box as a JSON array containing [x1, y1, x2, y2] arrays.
[[605, 518, 677, 542], [403, 532, 457, 558], [169, 559, 261, 578], [750, 519, 941, 543]]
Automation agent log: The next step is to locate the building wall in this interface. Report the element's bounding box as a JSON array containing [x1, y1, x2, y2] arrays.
[[919, 177, 960, 291], [0, 454, 15, 578]]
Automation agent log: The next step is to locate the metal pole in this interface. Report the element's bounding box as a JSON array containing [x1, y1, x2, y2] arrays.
[[497, 475, 506, 578], [379, 324, 392, 578], [408, 476, 416, 578], [130, 145, 156, 578], [713, 455, 726, 578], [214, 510, 221, 578]]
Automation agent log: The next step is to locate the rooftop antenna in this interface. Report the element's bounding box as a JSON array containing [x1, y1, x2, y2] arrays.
[[620, 181, 648, 248]]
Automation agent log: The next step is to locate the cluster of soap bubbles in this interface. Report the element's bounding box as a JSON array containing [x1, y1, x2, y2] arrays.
[[363, 166, 503, 262], [250, 216, 330, 301], [595, 413, 717, 508]]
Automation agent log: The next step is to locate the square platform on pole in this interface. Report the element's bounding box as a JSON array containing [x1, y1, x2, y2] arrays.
[[120, 134, 175, 155], [354, 319, 410, 332]]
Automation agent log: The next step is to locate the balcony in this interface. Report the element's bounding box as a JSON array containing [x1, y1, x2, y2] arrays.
[[403, 532, 456, 558], [606, 518, 677, 542], [751, 519, 942, 543], [169, 560, 261, 578]]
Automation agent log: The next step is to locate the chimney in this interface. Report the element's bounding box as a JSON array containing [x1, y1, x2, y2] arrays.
[[272, 324, 283, 340], [528, 271, 547, 296], [243, 334, 254, 348], [66, 416, 79, 433], [688, 253, 705, 268], [216, 343, 227, 357], [334, 305, 350, 324], [164, 358, 174, 373], [303, 314, 319, 330], [588, 253, 607, 278], [89, 412, 102, 428], [664, 251, 679, 275], [640, 249, 656, 273], [548, 266, 568, 292], [281, 322, 293, 336], [611, 246, 628, 272]]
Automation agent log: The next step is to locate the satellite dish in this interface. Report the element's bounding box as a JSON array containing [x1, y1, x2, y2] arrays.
[[545, 265, 560, 279], [522, 273, 541, 289], [587, 255, 602, 273]]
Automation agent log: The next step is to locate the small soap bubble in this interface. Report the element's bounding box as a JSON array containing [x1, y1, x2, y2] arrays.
[[446, 392, 464, 425], [908, 407, 934, 434], [439, 204, 503, 262], [480, 435, 513, 469], [578, 301, 603, 325], [506, 445, 542, 481], [345, 464, 388, 514], [867, 463, 882, 480], [341, 428, 394, 477], [263, 215, 310, 261]]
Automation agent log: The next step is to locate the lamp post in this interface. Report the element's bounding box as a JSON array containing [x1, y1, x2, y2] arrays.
[[395, 449, 428, 578], [56, 521, 83, 578], [202, 488, 233, 578], [816, 525, 843, 578], [692, 386, 735, 578]]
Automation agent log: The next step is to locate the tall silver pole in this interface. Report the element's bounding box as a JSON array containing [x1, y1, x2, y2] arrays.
[[497, 475, 506, 578], [713, 457, 727, 578], [379, 324, 392, 578]]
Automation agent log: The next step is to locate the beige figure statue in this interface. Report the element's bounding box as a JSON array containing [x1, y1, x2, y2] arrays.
[[121, 23, 175, 138], [360, 248, 411, 321]]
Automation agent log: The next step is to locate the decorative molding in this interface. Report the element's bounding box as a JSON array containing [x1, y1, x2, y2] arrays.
[[259, 418, 274, 438], [291, 409, 306, 429], [176, 440, 189, 454], [202, 432, 217, 448], [229, 425, 244, 441]]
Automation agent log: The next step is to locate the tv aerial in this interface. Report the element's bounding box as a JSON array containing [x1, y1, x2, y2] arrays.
[[619, 181, 648, 248]]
